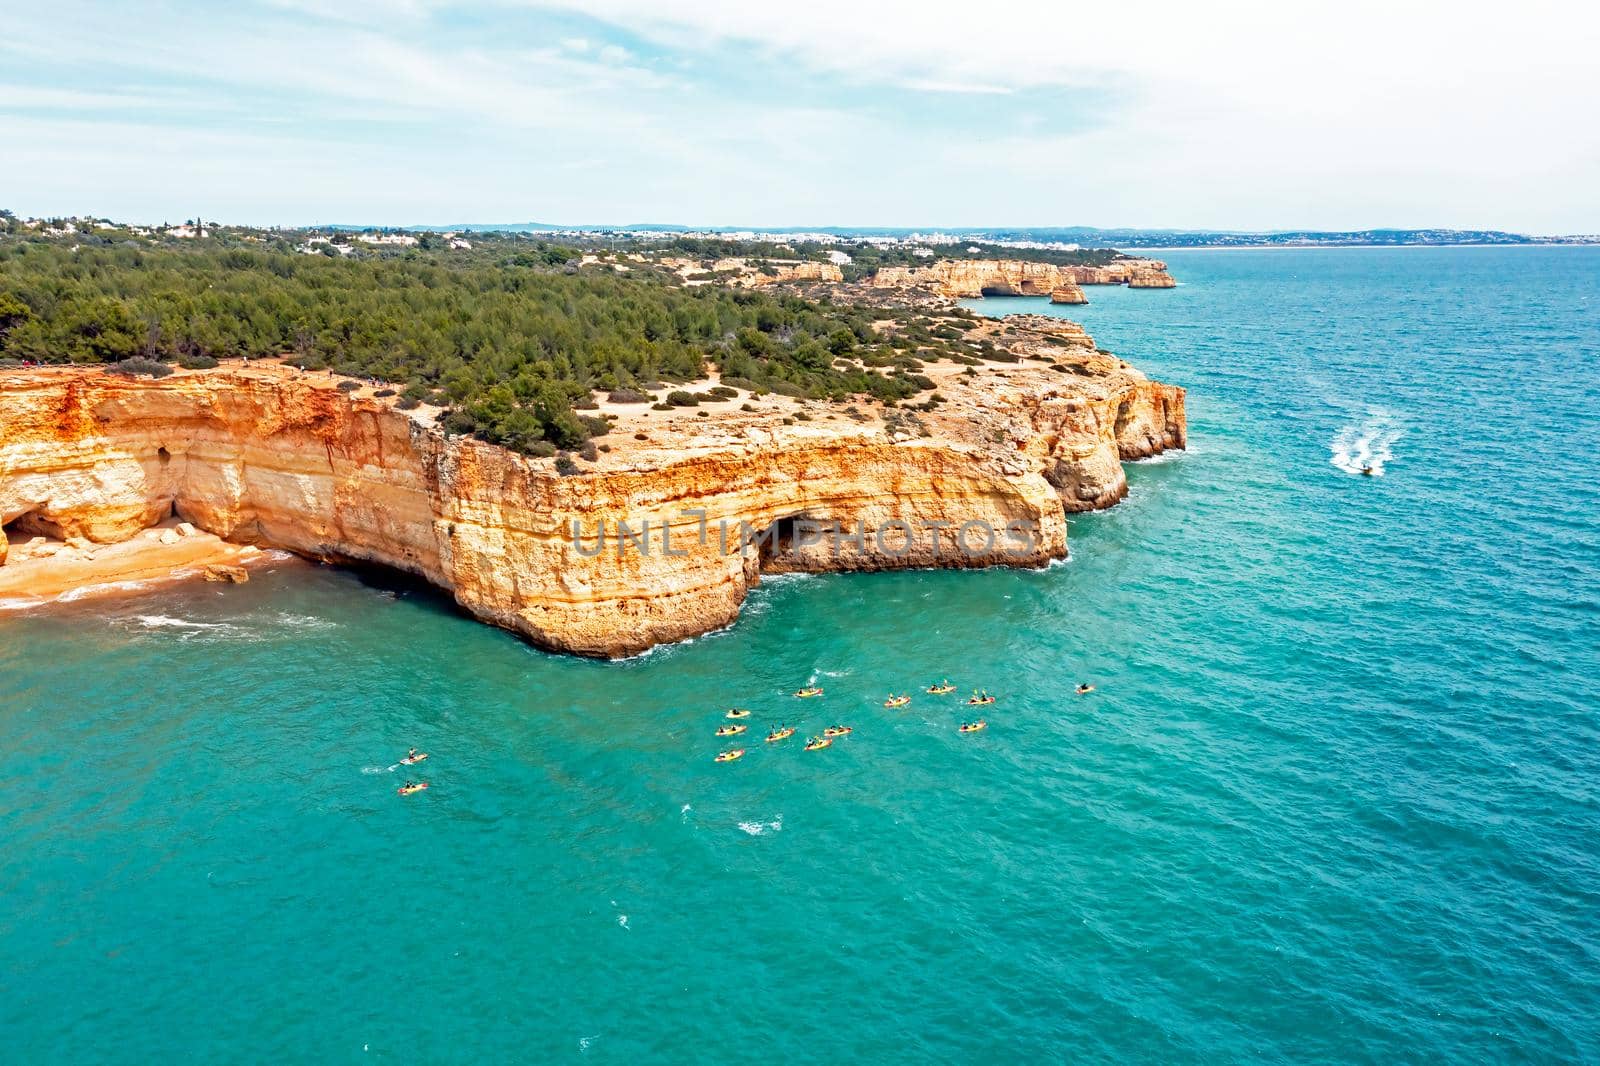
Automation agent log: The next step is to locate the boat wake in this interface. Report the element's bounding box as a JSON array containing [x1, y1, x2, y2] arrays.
[[1330, 408, 1404, 476]]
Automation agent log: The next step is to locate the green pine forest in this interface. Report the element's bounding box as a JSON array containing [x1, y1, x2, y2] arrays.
[[0, 240, 980, 454]]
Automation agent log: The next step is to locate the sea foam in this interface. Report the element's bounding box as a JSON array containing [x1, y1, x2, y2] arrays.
[[1330, 407, 1404, 476]]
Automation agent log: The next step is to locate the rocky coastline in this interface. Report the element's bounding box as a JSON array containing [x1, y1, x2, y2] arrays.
[[0, 307, 1184, 657], [872, 257, 1177, 300]]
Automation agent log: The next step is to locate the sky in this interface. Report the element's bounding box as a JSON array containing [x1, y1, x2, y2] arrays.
[[2, 0, 1597, 233]]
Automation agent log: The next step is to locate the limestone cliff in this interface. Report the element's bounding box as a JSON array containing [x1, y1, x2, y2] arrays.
[[0, 342, 1183, 656], [1066, 260, 1176, 286], [714, 259, 844, 287], [873, 258, 1176, 298], [1050, 282, 1088, 305]]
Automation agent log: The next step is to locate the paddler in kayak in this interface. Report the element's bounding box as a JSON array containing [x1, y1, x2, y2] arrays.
[[926, 680, 956, 695], [959, 720, 987, 733], [803, 736, 833, 751], [398, 781, 428, 795], [884, 694, 911, 708], [1076, 683, 1095, 695], [821, 725, 852, 738], [726, 708, 751, 719], [401, 748, 428, 765], [766, 726, 796, 743], [793, 686, 824, 698], [715, 724, 748, 737], [967, 690, 994, 706]]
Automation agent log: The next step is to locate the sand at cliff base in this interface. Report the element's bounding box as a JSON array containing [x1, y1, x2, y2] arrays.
[[0, 520, 270, 609]]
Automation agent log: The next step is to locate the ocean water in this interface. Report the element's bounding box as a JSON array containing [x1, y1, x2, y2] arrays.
[[4, 247, 1599, 1063]]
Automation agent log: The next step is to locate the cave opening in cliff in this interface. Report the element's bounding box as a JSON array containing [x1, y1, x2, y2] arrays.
[[5, 508, 64, 546], [1113, 398, 1134, 440], [750, 514, 812, 573]]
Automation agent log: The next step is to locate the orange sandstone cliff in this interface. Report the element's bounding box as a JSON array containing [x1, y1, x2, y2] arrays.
[[0, 340, 1183, 656], [874, 258, 1177, 299]]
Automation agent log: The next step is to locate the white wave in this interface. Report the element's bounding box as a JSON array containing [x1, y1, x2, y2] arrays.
[[579, 1036, 597, 1053], [56, 580, 163, 602], [270, 611, 338, 630], [616, 914, 630, 930], [737, 815, 783, 836], [0, 596, 48, 611], [134, 614, 230, 630], [1330, 407, 1405, 477], [756, 570, 815, 584], [361, 766, 395, 775], [1022, 551, 1072, 573]]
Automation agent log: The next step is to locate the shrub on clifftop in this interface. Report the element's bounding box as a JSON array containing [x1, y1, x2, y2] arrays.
[[105, 356, 173, 378]]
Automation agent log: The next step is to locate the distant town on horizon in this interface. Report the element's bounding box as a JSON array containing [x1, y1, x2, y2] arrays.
[[7, 209, 1598, 252]]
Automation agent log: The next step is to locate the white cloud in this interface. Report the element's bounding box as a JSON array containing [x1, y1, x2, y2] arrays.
[[3, 0, 1597, 230], [899, 80, 1014, 96], [508, 0, 1600, 230]]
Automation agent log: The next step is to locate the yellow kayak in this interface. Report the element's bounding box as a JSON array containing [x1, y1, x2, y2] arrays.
[[884, 696, 911, 709], [794, 687, 824, 698], [926, 685, 956, 695], [766, 727, 796, 743], [821, 725, 852, 738], [714, 749, 746, 763], [397, 782, 429, 795], [967, 696, 995, 706], [715, 724, 747, 737], [959, 720, 988, 734], [803, 737, 833, 752]]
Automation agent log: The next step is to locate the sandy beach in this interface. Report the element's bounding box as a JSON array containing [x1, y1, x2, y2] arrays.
[[0, 518, 272, 609]]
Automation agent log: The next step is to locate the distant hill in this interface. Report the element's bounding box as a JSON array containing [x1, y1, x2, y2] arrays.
[[977, 227, 1596, 248], [394, 222, 1599, 247]]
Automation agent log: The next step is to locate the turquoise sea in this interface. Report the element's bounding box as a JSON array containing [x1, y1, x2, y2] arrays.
[[4, 247, 1598, 1063]]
